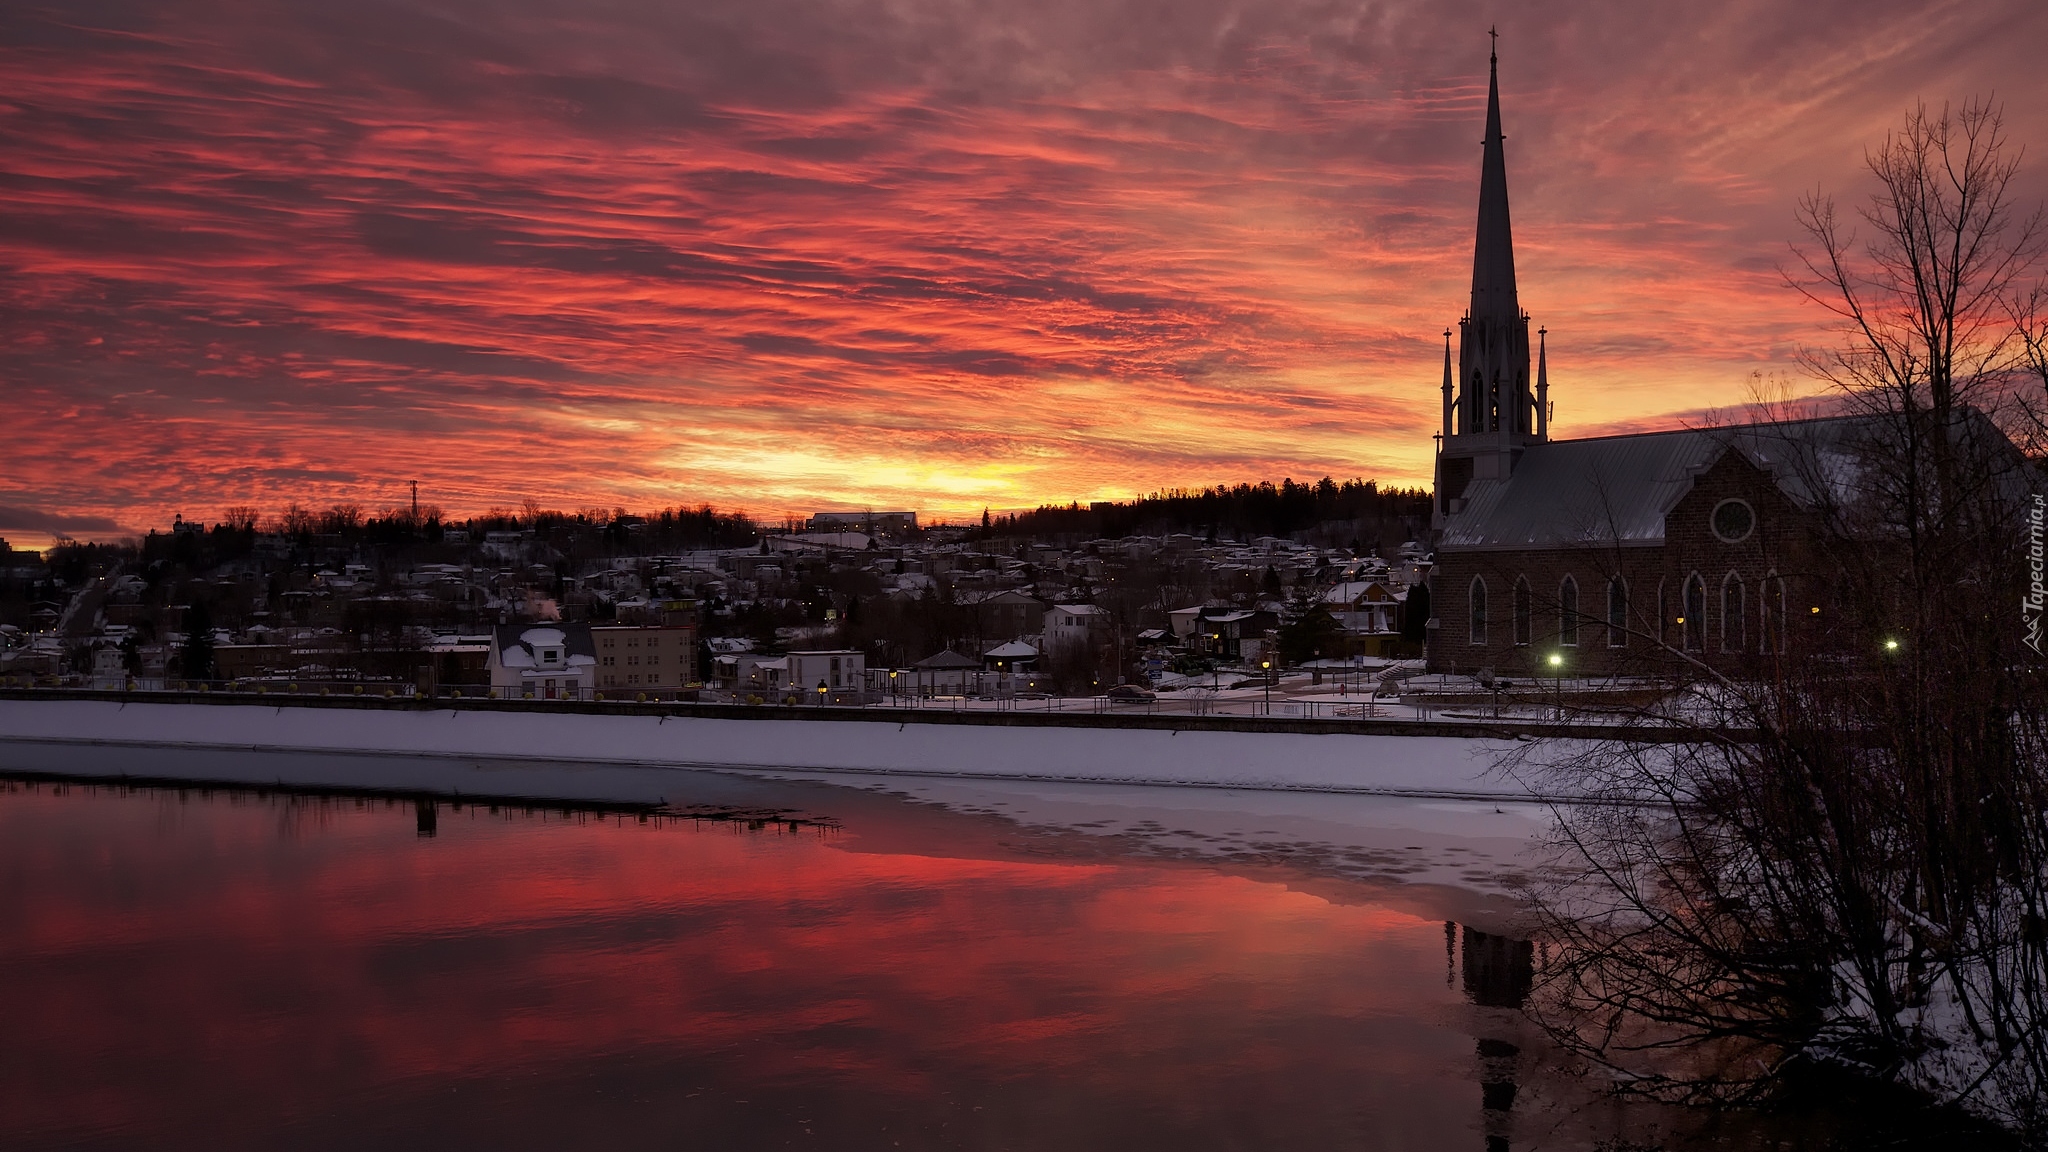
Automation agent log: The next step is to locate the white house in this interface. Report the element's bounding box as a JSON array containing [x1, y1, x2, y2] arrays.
[[1042, 604, 1109, 654], [490, 623, 597, 699], [1321, 580, 1409, 636], [787, 650, 865, 700]]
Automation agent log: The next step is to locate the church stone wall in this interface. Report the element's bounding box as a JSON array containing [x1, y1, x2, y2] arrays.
[[1427, 446, 1830, 679]]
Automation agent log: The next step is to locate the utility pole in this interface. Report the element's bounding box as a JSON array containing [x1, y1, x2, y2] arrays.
[[410, 480, 419, 522]]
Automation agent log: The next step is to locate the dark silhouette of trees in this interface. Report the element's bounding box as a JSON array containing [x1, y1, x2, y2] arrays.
[[981, 478, 1428, 544]]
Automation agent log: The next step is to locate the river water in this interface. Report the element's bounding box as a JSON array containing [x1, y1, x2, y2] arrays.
[[0, 767, 1865, 1150]]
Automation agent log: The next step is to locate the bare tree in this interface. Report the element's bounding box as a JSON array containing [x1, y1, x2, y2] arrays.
[[1790, 99, 2044, 430], [1524, 99, 2048, 1138]]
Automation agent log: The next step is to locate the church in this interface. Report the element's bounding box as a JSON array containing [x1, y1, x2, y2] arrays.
[[1424, 45, 1847, 678]]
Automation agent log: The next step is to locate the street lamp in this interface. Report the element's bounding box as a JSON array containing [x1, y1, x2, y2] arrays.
[[816, 679, 828, 706], [1547, 652, 1564, 720], [1261, 659, 1272, 715]]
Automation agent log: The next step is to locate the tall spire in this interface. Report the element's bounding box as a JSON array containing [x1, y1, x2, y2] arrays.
[[1470, 30, 1519, 324]]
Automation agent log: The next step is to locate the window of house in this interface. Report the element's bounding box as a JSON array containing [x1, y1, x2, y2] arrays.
[[1607, 577, 1628, 648], [1559, 575, 1579, 647], [1469, 578, 1487, 645], [1513, 577, 1532, 646]]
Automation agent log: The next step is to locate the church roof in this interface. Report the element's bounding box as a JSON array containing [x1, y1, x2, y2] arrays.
[[1438, 417, 1869, 550]]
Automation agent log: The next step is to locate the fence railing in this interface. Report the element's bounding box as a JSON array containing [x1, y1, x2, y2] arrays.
[[0, 675, 1440, 722]]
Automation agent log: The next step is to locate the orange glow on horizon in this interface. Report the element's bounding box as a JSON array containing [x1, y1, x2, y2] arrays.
[[2, 1, 2044, 547]]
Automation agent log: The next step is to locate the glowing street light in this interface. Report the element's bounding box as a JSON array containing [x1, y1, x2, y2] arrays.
[[1884, 638, 1901, 652], [1261, 659, 1272, 715]]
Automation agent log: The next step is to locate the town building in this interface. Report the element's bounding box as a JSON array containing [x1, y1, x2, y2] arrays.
[[592, 623, 697, 694], [489, 623, 596, 699], [786, 649, 865, 702], [808, 511, 917, 536], [1042, 603, 1108, 654]]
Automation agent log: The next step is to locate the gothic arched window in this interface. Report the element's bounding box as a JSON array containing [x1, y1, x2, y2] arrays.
[[1682, 573, 1707, 651], [1558, 575, 1579, 647], [1721, 573, 1745, 652], [1469, 577, 1488, 646], [1513, 577, 1533, 647], [1657, 578, 1669, 647], [1607, 577, 1628, 648], [1760, 573, 1785, 653]]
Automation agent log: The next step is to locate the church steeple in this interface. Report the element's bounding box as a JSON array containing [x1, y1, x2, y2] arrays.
[[1449, 31, 1538, 445], [1470, 32, 1519, 327], [1436, 33, 1544, 528]]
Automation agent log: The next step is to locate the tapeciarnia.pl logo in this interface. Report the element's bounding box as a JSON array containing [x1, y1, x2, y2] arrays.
[[2028, 493, 2045, 655]]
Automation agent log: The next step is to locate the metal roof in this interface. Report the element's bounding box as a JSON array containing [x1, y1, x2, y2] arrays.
[[1438, 417, 1868, 551]]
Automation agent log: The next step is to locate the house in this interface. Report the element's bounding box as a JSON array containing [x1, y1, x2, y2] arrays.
[[1167, 606, 1205, 642], [489, 623, 596, 699], [1042, 603, 1108, 654], [962, 588, 1045, 642], [1322, 581, 1408, 636], [90, 645, 127, 689], [787, 649, 865, 702], [733, 654, 789, 695], [984, 640, 1038, 672], [1189, 608, 1277, 662]]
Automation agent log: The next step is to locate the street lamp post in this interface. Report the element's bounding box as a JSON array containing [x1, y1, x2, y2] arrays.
[[1547, 652, 1563, 721], [1261, 659, 1272, 715]]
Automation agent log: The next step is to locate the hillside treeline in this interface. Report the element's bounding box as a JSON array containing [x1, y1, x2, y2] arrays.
[[984, 478, 1430, 546]]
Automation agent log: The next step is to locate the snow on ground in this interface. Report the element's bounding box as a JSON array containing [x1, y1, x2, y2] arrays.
[[0, 699, 1560, 801]]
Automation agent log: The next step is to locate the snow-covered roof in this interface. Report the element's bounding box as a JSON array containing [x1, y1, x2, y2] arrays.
[[1322, 580, 1404, 605], [985, 640, 1039, 658], [493, 623, 595, 669]]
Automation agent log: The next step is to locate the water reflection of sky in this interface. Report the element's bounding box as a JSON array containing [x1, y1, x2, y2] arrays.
[[1, 775, 1563, 1150]]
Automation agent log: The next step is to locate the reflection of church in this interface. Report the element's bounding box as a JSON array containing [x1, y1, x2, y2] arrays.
[[1424, 45, 1888, 680], [1448, 921, 1535, 1152]]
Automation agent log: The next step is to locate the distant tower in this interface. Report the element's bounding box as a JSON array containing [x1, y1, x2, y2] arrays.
[[1435, 32, 1544, 528]]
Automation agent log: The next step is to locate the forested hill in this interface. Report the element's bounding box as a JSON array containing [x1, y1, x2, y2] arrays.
[[983, 478, 1431, 546]]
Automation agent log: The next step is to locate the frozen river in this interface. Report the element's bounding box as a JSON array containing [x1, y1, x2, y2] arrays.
[[0, 746, 1878, 1151]]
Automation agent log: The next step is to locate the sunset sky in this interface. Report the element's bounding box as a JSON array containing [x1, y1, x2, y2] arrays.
[[4, 0, 2045, 547]]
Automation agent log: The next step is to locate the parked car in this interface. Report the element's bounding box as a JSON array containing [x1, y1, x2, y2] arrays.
[[1104, 684, 1157, 703]]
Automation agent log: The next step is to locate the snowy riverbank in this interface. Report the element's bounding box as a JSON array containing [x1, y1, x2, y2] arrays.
[[0, 698, 1551, 806]]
